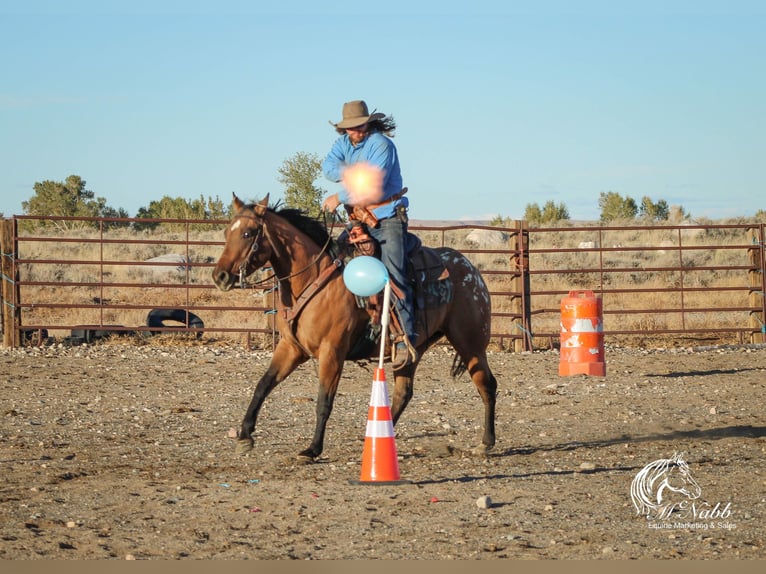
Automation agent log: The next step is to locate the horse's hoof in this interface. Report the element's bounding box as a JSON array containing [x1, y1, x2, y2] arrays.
[[297, 447, 319, 462], [471, 443, 492, 457], [235, 438, 254, 456]]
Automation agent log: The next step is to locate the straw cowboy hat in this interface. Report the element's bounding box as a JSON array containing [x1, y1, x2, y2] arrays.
[[331, 100, 385, 129]]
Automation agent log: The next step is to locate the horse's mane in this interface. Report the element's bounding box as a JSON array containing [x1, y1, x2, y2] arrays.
[[243, 201, 331, 248], [273, 207, 331, 247]]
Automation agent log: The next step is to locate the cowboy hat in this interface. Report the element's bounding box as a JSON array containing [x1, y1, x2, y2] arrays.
[[331, 100, 385, 129]]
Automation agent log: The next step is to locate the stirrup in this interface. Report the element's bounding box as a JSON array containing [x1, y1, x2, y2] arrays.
[[392, 341, 417, 369]]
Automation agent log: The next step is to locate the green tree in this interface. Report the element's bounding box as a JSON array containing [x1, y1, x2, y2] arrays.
[[278, 152, 325, 217], [202, 195, 229, 220], [135, 194, 229, 231], [523, 201, 569, 225], [100, 205, 131, 230], [523, 203, 543, 224], [21, 175, 121, 230], [489, 214, 511, 227], [540, 200, 570, 223], [639, 196, 670, 221], [598, 191, 638, 222]]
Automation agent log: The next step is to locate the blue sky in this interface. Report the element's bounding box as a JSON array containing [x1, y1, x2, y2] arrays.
[[2, 0, 764, 222]]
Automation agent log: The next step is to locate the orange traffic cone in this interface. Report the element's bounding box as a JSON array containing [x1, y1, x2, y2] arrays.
[[350, 367, 409, 485]]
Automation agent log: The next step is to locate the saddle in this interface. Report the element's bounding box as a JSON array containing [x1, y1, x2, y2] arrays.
[[337, 222, 452, 360]]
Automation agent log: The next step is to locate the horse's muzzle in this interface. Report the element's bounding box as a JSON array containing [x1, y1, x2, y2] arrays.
[[212, 268, 235, 292]]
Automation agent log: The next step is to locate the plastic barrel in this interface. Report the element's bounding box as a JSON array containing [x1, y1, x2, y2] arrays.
[[559, 290, 606, 376]]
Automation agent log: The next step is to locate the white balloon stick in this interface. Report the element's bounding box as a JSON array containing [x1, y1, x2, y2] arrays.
[[378, 280, 392, 370]]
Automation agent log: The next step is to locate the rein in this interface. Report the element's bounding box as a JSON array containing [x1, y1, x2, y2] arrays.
[[236, 212, 337, 291], [233, 210, 344, 356]]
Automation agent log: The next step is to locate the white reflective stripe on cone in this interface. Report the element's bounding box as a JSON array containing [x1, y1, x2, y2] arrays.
[[366, 420, 395, 438], [369, 381, 390, 407]]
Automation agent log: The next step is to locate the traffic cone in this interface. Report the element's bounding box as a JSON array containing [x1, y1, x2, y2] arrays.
[[350, 367, 409, 485]]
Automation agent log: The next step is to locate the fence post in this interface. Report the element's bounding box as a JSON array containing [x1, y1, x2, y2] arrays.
[[1, 218, 20, 348], [509, 220, 531, 352], [747, 225, 765, 344]]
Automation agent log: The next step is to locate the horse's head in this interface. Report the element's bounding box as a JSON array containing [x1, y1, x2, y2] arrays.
[[662, 454, 702, 501], [212, 193, 273, 291], [631, 452, 703, 517]]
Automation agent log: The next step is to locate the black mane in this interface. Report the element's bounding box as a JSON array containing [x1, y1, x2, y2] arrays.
[[270, 206, 331, 248]]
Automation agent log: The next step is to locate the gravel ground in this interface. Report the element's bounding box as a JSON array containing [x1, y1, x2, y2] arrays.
[[1, 341, 765, 559]]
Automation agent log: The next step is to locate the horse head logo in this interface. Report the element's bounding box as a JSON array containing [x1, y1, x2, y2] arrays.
[[631, 453, 702, 519]]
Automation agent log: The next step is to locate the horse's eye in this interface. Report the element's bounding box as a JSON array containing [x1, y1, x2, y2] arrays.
[[242, 230, 253, 239]]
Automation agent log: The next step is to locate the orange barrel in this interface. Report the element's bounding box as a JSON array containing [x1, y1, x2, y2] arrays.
[[559, 290, 606, 376]]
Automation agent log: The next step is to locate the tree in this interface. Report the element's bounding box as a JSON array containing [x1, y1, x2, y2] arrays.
[[523, 201, 569, 225], [21, 175, 121, 230], [202, 195, 229, 221], [523, 203, 542, 224], [489, 214, 516, 227], [134, 194, 229, 231], [598, 191, 638, 222], [540, 200, 570, 223], [100, 205, 131, 230], [639, 196, 670, 222], [278, 152, 326, 217], [668, 204, 691, 223]]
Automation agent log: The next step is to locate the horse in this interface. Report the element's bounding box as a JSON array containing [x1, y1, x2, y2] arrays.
[[630, 453, 702, 519], [211, 193, 497, 459]]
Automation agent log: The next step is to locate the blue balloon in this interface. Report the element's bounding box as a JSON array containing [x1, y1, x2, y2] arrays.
[[343, 256, 388, 296]]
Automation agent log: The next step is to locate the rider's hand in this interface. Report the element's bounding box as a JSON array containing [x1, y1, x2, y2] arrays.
[[322, 193, 342, 212]]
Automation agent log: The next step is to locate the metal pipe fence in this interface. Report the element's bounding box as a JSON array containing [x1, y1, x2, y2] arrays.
[[2, 215, 764, 350]]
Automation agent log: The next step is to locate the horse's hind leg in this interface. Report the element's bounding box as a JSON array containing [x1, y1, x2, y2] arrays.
[[439, 249, 497, 453], [466, 353, 497, 453], [391, 361, 418, 426], [446, 339, 497, 454]]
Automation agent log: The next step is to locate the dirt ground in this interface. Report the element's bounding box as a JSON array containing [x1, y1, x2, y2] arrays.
[[1, 340, 764, 560]]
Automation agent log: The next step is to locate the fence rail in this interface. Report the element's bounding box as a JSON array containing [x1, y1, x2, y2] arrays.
[[2, 215, 764, 350]]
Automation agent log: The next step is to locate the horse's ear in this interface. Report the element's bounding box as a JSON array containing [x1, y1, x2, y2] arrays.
[[232, 192, 244, 212], [254, 194, 269, 216]]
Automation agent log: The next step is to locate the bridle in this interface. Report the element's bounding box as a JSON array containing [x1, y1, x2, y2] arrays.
[[237, 221, 265, 288], [232, 211, 336, 290]]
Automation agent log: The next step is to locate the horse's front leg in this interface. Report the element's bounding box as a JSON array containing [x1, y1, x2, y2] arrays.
[[236, 341, 307, 455], [298, 348, 344, 460]]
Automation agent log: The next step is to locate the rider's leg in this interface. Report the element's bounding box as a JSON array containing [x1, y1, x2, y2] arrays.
[[368, 216, 417, 350]]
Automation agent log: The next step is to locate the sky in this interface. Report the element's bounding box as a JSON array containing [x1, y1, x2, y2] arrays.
[[2, 0, 764, 222]]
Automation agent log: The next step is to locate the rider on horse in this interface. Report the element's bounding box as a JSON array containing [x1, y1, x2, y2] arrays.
[[321, 100, 417, 369]]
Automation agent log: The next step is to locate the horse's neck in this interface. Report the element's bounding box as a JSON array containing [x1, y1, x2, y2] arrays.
[[655, 473, 683, 504], [655, 480, 670, 504], [266, 217, 326, 302]]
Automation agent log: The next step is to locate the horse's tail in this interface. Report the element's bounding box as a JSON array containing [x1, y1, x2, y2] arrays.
[[450, 353, 467, 379]]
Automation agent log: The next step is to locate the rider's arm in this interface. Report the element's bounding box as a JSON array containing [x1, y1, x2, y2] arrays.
[[363, 134, 403, 204], [322, 138, 353, 205]]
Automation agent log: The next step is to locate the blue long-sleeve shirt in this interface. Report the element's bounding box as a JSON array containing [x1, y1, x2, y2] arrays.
[[322, 131, 407, 220]]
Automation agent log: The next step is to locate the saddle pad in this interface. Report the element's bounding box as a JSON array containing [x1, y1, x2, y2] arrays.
[[411, 247, 452, 310], [410, 246, 450, 283]]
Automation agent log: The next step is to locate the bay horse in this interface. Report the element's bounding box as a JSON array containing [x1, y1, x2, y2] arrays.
[[212, 194, 497, 459]]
